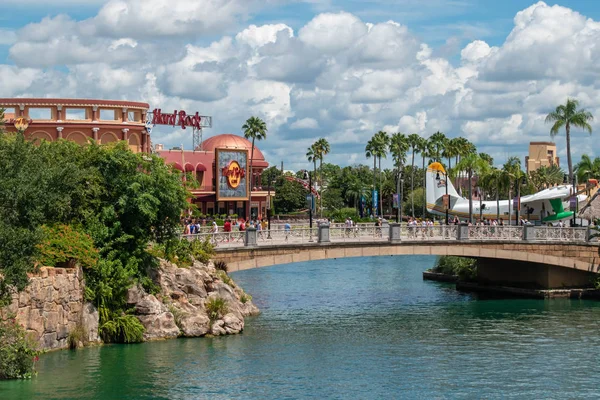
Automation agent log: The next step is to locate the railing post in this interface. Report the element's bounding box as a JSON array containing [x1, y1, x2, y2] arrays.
[[523, 225, 535, 241], [389, 223, 401, 243], [457, 224, 469, 240], [245, 228, 257, 247], [587, 226, 592, 242], [318, 223, 330, 243]]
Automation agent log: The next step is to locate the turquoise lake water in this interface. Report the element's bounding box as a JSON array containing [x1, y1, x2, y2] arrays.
[[2, 255, 600, 399]]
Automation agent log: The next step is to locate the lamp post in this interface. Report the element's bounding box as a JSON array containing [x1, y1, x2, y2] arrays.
[[572, 174, 578, 227], [267, 171, 274, 239], [435, 171, 449, 224]]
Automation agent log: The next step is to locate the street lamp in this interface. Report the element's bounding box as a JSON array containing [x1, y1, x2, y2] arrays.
[[436, 171, 449, 224], [267, 171, 275, 239]]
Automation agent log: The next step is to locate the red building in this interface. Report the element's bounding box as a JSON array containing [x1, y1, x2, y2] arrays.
[[156, 134, 273, 219], [0, 98, 151, 153]]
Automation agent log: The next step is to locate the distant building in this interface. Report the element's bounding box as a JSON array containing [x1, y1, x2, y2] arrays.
[[526, 142, 559, 173]]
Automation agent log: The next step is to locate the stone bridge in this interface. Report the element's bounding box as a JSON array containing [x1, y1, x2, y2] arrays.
[[207, 225, 600, 289]]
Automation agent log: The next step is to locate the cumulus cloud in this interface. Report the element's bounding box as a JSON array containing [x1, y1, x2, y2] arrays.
[[3, 1, 600, 170]]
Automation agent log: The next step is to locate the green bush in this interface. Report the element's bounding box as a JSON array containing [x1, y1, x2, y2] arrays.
[[205, 297, 228, 321], [328, 207, 360, 222], [37, 224, 99, 269], [67, 323, 86, 350], [217, 270, 233, 287], [99, 314, 145, 344], [151, 238, 215, 267], [240, 293, 252, 304], [214, 260, 228, 273], [431, 256, 477, 281], [0, 316, 40, 379]]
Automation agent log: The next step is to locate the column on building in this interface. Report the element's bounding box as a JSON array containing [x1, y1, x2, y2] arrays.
[[122, 128, 129, 141], [92, 127, 100, 143], [92, 106, 99, 122], [56, 105, 63, 122], [56, 126, 64, 140], [122, 108, 128, 123]]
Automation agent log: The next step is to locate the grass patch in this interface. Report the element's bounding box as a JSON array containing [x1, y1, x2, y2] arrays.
[[205, 297, 228, 322], [214, 260, 228, 273], [217, 270, 234, 287], [240, 293, 252, 304], [67, 323, 86, 350]]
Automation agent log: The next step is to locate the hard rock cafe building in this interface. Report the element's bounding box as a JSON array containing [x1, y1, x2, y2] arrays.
[[0, 98, 271, 219], [0, 98, 151, 152], [156, 134, 272, 220]]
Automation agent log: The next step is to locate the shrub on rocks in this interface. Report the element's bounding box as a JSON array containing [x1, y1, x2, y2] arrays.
[[0, 316, 39, 380]]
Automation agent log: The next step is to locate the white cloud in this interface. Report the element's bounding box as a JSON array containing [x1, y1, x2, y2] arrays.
[[0, 29, 17, 46], [3, 2, 600, 171], [290, 118, 319, 129]]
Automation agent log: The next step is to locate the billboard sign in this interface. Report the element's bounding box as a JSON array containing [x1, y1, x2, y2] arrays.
[[216, 148, 249, 200], [150, 109, 212, 130]]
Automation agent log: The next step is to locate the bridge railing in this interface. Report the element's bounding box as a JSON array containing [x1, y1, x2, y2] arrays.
[[401, 225, 458, 241], [529, 226, 588, 241], [328, 226, 389, 242], [467, 226, 524, 240]]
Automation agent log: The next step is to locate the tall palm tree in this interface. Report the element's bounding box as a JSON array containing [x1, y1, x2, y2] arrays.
[[316, 138, 330, 216], [390, 133, 410, 218], [242, 116, 267, 219], [480, 167, 507, 221], [374, 131, 390, 216], [417, 138, 432, 217], [452, 153, 488, 223], [502, 156, 525, 225], [429, 131, 447, 163], [407, 133, 422, 217], [545, 98, 594, 183], [479, 152, 493, 166], [365, 138, 378, 216], [575, 154, 600, 183]]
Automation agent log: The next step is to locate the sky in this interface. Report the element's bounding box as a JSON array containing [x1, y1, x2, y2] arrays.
[[1, 0, 600, 171]]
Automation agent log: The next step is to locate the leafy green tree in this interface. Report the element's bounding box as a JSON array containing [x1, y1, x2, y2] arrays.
[[313, 138, 330, 217], [452, 153, 489, 223], [575, 154, 600, 183], [545, 98, 593, 182], [529, 165, 564, 191], [242, 116, 268, 217]]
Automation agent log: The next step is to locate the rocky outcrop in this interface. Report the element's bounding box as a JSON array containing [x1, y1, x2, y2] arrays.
[[5, 267, 100, 350], [128, 259, 259, 339]]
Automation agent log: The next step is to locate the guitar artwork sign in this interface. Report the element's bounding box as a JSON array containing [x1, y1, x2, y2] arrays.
[[216, 148, 249, 200]]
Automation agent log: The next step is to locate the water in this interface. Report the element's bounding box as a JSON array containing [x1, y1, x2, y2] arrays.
[[3, 255, 600, 399]]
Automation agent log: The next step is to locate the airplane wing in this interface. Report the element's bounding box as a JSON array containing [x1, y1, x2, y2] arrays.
[[519, 185, 587, 223]]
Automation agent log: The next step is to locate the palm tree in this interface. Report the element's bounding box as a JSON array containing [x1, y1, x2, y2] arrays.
[[306, 144, 318, 194], [479, 152, 493, 166], [313, 138, 330, 217], [242, 116, 267, 219], [375, 131, 390, 216], [407, 133, 422, 217], [575, 154, 600, 183], [429, 131, 447, 162], [365, 138, 378, 216], [502, 156, 525, 225], [545, 98, 594, 183], [417, 138, 432, 217], [530, 165, 565, 190], [452, 153, 489, 223], [479, 167, 503, 221], [390, 133, 410, 218]]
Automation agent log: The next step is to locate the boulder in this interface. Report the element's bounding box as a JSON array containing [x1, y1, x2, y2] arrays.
[[82, 302, 100, 343], [211, 320, 226, 336], [137, 312, 180, 340], [135, 295, 164, 315], [179, 314, 210, 337], [222, 313, 244, 334]]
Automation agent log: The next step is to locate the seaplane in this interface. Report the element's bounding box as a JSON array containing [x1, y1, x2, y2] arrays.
[[425, 162, 589, 225]]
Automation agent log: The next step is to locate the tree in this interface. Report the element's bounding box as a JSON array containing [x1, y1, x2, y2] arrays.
[[314, 138, 330, 217], [575, 154, 600, 183], [479, 167, 506, 221], [407, 133, 422, 217], [545, 98, 593, 183], [242, 116, 268, 219], [390, 133, 410, 218], [429, 131, 447, 163], [529, 165, 564, 191], [373, 131, 390, 216], [479, 152, 494, 166], [452, 153, 489, 223], [365, 137, 378, 216]]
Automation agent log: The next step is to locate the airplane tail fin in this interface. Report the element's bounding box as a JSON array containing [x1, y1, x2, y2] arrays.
[[426, 162, 463, 213]]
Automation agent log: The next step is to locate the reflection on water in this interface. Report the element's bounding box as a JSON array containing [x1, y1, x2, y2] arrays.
[[2, 255, 600, 399]]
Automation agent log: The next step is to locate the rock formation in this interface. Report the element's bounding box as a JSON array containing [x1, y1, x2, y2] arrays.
[[128, 259, 259, 339], [5, 267, 100, 351]]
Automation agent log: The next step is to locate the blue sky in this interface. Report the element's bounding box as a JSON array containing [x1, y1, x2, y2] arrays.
[[2, 0, 600, 170]]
